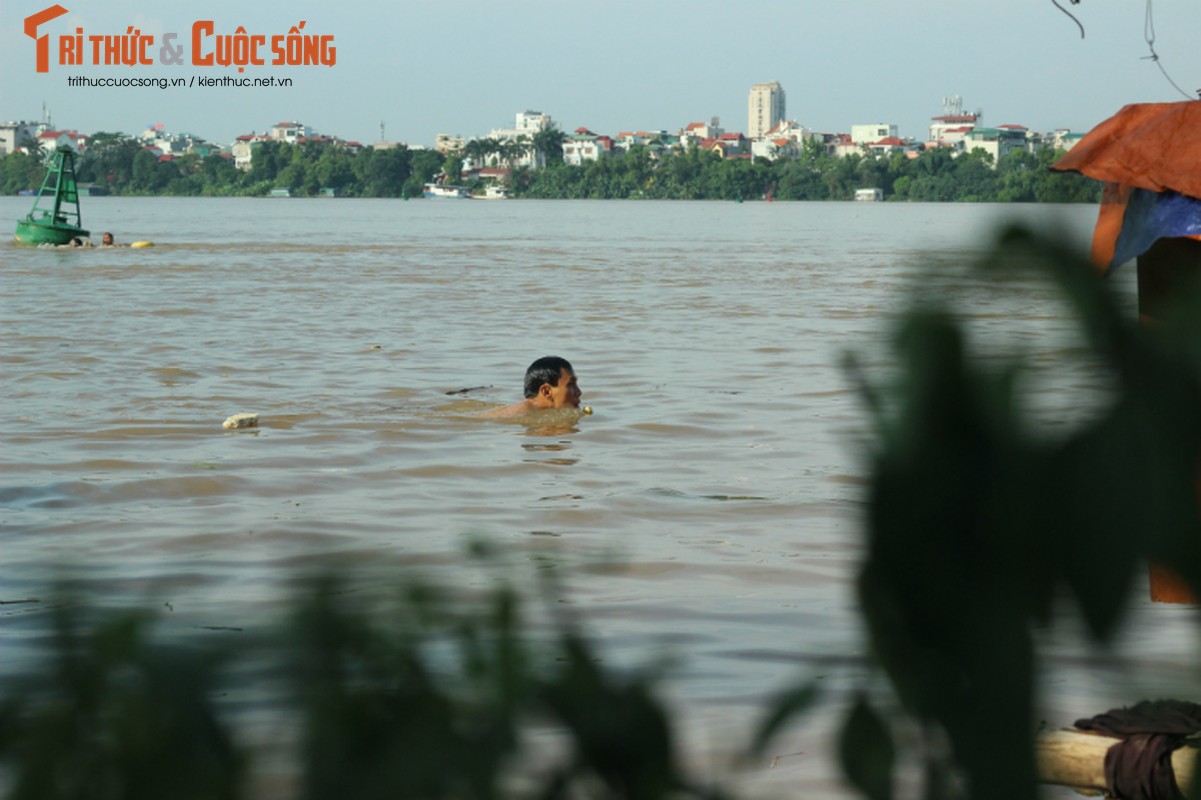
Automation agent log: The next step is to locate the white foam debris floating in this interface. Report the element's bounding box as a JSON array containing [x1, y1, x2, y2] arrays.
[[222, 413, 259, 430]]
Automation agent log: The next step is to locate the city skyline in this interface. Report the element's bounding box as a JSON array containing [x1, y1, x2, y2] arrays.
[[0, 97, 1076, 160], [2, 1, 1199, 150]]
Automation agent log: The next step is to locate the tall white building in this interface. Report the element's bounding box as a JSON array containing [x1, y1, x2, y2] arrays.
[[748, 82, 786, 140]]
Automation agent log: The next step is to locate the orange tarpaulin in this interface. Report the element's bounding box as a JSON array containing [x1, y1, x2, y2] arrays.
[[1052, 101, 1201, 271], [1053, 101, 1201, 198]]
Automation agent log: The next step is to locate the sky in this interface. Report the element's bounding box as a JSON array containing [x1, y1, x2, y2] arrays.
[[3, 0, 1200, 148]]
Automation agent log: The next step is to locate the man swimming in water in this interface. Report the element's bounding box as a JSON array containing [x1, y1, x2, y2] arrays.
[[483, 356, 582, 418]]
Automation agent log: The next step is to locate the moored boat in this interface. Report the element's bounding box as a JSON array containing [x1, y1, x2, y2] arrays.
[[14, 147, 90, 245], [423, 182, 470, 199]]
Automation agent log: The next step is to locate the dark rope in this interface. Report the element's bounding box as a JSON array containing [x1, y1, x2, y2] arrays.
[[1142, 0, 1198, 100], [1052, 0, 1085, 39]]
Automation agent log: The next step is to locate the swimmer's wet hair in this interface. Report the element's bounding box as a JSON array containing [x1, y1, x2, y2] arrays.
[[524, 356, 573, 398]]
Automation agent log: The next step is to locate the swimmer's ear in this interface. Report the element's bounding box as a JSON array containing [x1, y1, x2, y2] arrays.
[[540, 383, 553, 399]]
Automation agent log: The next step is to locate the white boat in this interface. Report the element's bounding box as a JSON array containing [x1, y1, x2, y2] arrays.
[[854, 187, 883, 202], [423, 183, 470, 199], [480, 185, 509, 200]]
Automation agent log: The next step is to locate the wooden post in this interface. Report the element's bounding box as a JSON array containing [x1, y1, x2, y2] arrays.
[[1035, 729, 1198, 795], [1135, 237, 1201, 604]]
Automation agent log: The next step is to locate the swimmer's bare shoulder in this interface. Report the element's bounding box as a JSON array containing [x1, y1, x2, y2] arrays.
[[478, 400, 537, 419]]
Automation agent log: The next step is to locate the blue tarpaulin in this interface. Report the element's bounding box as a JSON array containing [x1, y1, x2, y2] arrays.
[[1110, 189, 1201, 272]]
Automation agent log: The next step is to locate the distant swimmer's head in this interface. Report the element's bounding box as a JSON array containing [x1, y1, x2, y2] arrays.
[[101, 232, 114, 246], [524, 355, 581, 410]]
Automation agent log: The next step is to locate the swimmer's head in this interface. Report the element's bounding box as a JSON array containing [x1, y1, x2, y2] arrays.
[[524, 356, 581, 409], [101, 232, 114, 246]]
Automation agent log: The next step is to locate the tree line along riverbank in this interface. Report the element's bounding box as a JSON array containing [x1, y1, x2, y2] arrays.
[[1, 134, 1100, 202]]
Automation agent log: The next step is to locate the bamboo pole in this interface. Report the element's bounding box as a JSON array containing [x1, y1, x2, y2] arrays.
[[1035, 729, 1197, 795]]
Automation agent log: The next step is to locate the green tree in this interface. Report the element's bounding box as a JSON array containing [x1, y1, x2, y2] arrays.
[[462, 139, 490, 173], [666, 145, 706, 197], [352, 147, 412, 197], [1033, 148, 1101, 203], [500, 137, 531, 170], [995, 149, 1041, 202], [406, 149, 444, 197], [17, 134, 45, 162], [532, 126, 567, 169], [442, 154, 464, 185], [200, 153, 243, 196], [312, 148, 354, 194], [954, 148, 998, 202], [86, 131, 127, 150], [245, 141, 288, 187], [855, 156, 891, 197], [905, 147, 960, 201], [131, 148, 173, 193], [823, 153, 862, 200], [77, 135, 140, 192], [0, 152, 47, 194], [622, 145, 654, 196], [509, 165, 536, 195], [275, 164, 305, 194], [775, 161, 827, 200]]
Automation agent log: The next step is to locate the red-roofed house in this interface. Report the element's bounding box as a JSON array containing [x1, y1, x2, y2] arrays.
[[232, 133, 270, 170], [38, 129, 87, 153], [717, 132, 748, 156], [751, 120, 813, 160], [866, 136, 909, 157], [832, 135, 862, 159], [678, 120, 725, 149], [698, 134, 748, 159], [615, 131, 641, 148], [929, 112, 979, 146]]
